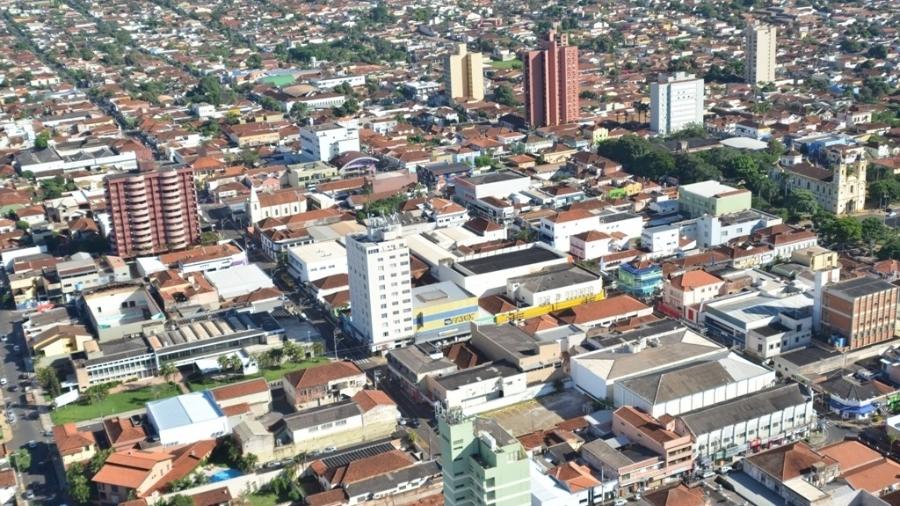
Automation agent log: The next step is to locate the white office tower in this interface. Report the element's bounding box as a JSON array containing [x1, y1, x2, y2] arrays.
[[745, 24, 777, 85], [650, 72, 705, 135], [347, 217, 414, 353], [812, 266, 841, 333]]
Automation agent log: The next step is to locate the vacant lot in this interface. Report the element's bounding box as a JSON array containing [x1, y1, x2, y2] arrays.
[[484, 390, 594, 437]]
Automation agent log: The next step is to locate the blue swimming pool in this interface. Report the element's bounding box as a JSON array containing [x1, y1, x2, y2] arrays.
[[209, 468, 243, 482]]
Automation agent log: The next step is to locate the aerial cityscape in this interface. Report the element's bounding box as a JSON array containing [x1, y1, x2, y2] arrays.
[[0, 0, 897, 505]]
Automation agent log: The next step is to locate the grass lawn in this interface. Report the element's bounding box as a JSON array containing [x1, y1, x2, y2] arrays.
[[246, 493, 279, 506], [50, 383, 181, 424], [490, 58, 522, 69], [187, 357, 332, 392]]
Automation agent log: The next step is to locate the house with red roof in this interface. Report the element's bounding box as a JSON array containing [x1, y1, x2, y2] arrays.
[[281, 360, 367, 409], [53, 422, 97, 468], [661, 270, 725, 322]]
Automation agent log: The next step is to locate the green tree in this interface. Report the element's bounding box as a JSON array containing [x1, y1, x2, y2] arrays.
[[11, 449, 30, 471], [861, 217, 888, 253], [821, 215, 862, 251], [879, 234, 900, 260], [165, 495, 195, 506], [866, 44, 887, 59], [67, 463, 91, 505], [869, 178, 900, 206], [238, 452, 258, 472], [34, 130, 50, 149], [89, 448, 113, 474], [786, 189, 819, 221], [493, 84, 519, 107], [36, 367, 62, 397], [83, 383, 112, 405], [200, 231, 220, 245], [159, 362, 178, 382], [246, 53, 263, 69]]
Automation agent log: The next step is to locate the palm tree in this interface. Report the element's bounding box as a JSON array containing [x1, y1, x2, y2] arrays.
[[159, 362, 178, 382]]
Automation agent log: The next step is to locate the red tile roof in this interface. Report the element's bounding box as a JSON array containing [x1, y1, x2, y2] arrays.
[[283, 360, 363, 389], [53, 423, 96, 457]]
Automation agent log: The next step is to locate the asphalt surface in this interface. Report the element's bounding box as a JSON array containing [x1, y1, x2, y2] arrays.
[[0, 310, 58, 505]]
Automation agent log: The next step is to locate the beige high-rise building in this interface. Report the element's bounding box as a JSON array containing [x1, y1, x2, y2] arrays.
[[445, 44, 484, 102], [745, 24, 777, 84]]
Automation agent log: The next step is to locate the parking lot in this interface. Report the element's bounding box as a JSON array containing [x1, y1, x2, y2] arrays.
[[484, 390, 595, 436]]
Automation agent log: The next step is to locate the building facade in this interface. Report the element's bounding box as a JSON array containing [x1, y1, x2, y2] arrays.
[[347, 220, 414, 352], [446, 44, 484, 102], [745, 24, 777, 84], [523, 30, 579, 128], [439, 411, 530, 506], [299, 121, 360, 162], [775, 146, 867, 215], [650, 72, 705, 135], [104, 165, 201, 258], [822, 276, 899, 349]]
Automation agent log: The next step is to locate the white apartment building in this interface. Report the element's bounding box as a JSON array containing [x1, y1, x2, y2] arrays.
[[347, 220, 414, 352], [540, 209, 598, 253], [287, 240, 348, 283], [299, 120, 360, 162], [745, 24, 777, 84], [641, 224, 680, 257], [650, 72, 705, 135]]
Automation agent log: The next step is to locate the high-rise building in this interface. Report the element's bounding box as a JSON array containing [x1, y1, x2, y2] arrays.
[[822, 276, 899, 350], [650, 72, 705, 135], [105, 165, 200, 258], [745, 24, 777, 85], [523, 30, 579, 128], [299, 120, 359, 163], [346, 218, 414, 353], [439, 409, 530, 506], [445, 44, 484, 102]]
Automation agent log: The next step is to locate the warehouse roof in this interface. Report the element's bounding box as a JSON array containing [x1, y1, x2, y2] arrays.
[[679, 384, 810, 436]]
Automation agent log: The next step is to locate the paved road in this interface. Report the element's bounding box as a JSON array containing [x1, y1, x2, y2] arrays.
[[0, 310, 58, 504]]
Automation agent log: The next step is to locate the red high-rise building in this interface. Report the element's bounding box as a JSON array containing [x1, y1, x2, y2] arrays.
[[105, 165, 201, 257], [523, 30, 579, 128]]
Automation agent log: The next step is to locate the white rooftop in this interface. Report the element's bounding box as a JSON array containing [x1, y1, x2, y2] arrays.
[[147, 391, 224, 430], [204, 264, 274, 300], [288, 239, 346, 264], [705, 291, 813, 326], [679, 180, 743, 198]]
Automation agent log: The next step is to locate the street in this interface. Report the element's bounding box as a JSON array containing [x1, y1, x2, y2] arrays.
[[0, 310, 58, 504]]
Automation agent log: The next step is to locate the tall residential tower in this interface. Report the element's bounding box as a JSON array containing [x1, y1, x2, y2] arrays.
[[650, 72, 705, 135], [439, 410, 530, 506], [347, 218, 414, 353], [745, 24, 777, 85], [523, 29, 579, 128], [445, 44, 484, 102], [105, 165, 200, 258]]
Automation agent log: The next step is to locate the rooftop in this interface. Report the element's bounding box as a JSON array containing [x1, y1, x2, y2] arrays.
[[679, 383, 810, 436], [826, 276, 898, 300], [508, 264, 600, 293], [146, 391, 225, 431], [679, 180, 746, 199], [455, 245, 563, 275]]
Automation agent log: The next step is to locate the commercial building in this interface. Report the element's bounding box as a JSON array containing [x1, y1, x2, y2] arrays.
[[506, 264, 603, 307], [678, 181, 752, 219], [675, 383, 815, 463], [445, 44, 484, 102], [822, 276, 899, 349], [105, 165, 201, 258], [299, 121, 360, 162], [745, 24, 777, 84], [610, 407, 694, 487], [661, 270, 725, 322], [571, 321, 726, 400], [617, 259, 663, 298], [702, 290, 814, 350], [439, 411, 530, 506], [346, 219, 414, 352], [277, 390, 399, 454], [437, 242, 569, 298], [81, 284, 166, 342], [650, 72, 705, 136], [523, 30, 579, 128], [454, 170, 531, 207], [411, 281, 479, 343], [613, 352, 776, 417], [286, 239, 348, 283], [146, 391, 229, 446]]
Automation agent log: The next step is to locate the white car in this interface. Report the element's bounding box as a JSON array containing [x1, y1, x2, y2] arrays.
[[0, 379, 6, 386], [0, 335, 6, 342]]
